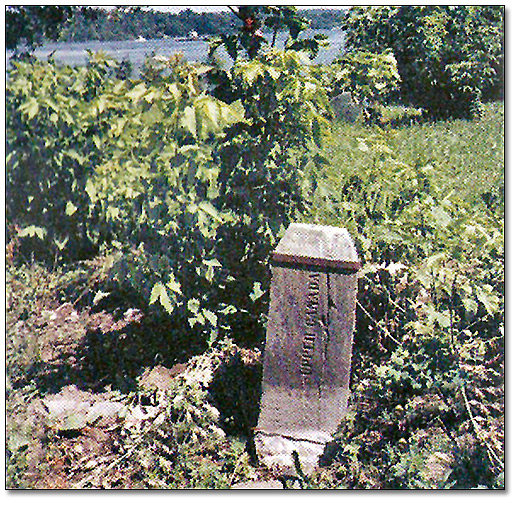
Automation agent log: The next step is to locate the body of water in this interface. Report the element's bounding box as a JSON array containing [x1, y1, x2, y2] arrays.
[[6, 29, 345, 70]]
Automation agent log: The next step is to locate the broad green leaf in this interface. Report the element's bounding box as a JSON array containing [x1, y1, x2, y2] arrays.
[[107, 206, 120, 220], [66, 149, 86, 164], [65, 201, 78, 216], [93, 291, 111, 305], [199, 202, 220, 220], [202, 308, 218, 327], [149, 282, 164, 305], [167, 83, 181, 100], [127, 82, 148, 103], [19, 97, 39, 119], [197, 97, 220, 129], [476, 285, 500, 315], [461, 297, 478, 315], [424, 306, 451, 328], [85, 179, 97, 201], [159, 288, 174, 314], [203, 258, 222, 268], [181, 106, 197, 137], [166, 274, 182, 295], [96, 96, 108, 114], [266, 66, 281, 80], [249, 281, 265, 302], [111, 117, 126, 137], [240, 61, 264, 85], [18, 225, 47, 240], [408, 321, 435, 336], [195, 64, 213, 75], [150, 282, 174, 314], [187, 298, 200, 313]]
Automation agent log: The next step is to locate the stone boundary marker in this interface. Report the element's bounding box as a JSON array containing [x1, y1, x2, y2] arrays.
[[254, 223, 361, 474]]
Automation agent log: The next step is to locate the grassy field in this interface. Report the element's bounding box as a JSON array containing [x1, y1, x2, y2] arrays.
[[6, 102, 504, 489], [307, 102, 504, 226]]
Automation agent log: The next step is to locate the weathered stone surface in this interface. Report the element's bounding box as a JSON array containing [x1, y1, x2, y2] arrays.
[[43, 385, 125, 431], [272, 222, 361, 270], [330, 91, 363, 123], [231, 479, 284, 489], [255, 223, 360, 474]]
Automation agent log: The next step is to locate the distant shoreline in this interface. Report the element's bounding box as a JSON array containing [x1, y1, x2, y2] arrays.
[[6, 29, 345, 69]]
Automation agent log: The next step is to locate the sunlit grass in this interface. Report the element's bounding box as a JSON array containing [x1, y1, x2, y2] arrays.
[[390, 102, 504, 203], [316, 101, 503, 206]]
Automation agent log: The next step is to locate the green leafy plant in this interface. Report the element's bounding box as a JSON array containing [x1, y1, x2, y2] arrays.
[[302, 106, 503, 489], [210, 6, 328, 61], [327, 49, 401, 123], [6, 47, 330, 348], [6, 6, 98, 52]]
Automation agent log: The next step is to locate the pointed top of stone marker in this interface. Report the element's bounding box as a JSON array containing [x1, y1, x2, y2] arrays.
[[271, 223, 361, 271]]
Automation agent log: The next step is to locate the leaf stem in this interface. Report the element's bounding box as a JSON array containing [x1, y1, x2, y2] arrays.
[[357, 300, 401, 346], [460, 384, 504, 470]]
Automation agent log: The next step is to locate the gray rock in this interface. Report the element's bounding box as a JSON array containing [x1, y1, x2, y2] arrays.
[[43, 385, 125, 431], [330, 92, 363, 122]]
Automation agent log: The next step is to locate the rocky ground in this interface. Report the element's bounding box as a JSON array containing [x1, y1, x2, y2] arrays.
[[6, 261, 265, 489]]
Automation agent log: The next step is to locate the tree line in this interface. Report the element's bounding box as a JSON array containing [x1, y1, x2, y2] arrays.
[[6, 6, 348, 48]]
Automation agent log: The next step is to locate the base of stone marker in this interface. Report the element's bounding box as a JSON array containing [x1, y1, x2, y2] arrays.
[[254, 431, 328, 475], [231, 479, 284, 489]]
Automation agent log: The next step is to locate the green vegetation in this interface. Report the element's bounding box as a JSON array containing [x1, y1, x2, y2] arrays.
[[6, 6, 348, 48], [342, 6, 504, 119], [6, 47, 329, 349], [301, 103, 504, 488], [5, 6, 97, 50], [209, 6, 329, 61], [6, 5, 503, 490]]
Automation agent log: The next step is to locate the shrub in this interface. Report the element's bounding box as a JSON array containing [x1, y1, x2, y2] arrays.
[[6, 50, 330, 348]]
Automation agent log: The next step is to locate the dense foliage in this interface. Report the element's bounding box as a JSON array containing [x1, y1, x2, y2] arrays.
[[5, 6, 97, 51], [6, 47, 329, 349], [301, 111, 504, 488], [6, 5, 503, 490], [209, 5, 329, 61], [342, 6, 504, 119], [324, 49, 401, 124]]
